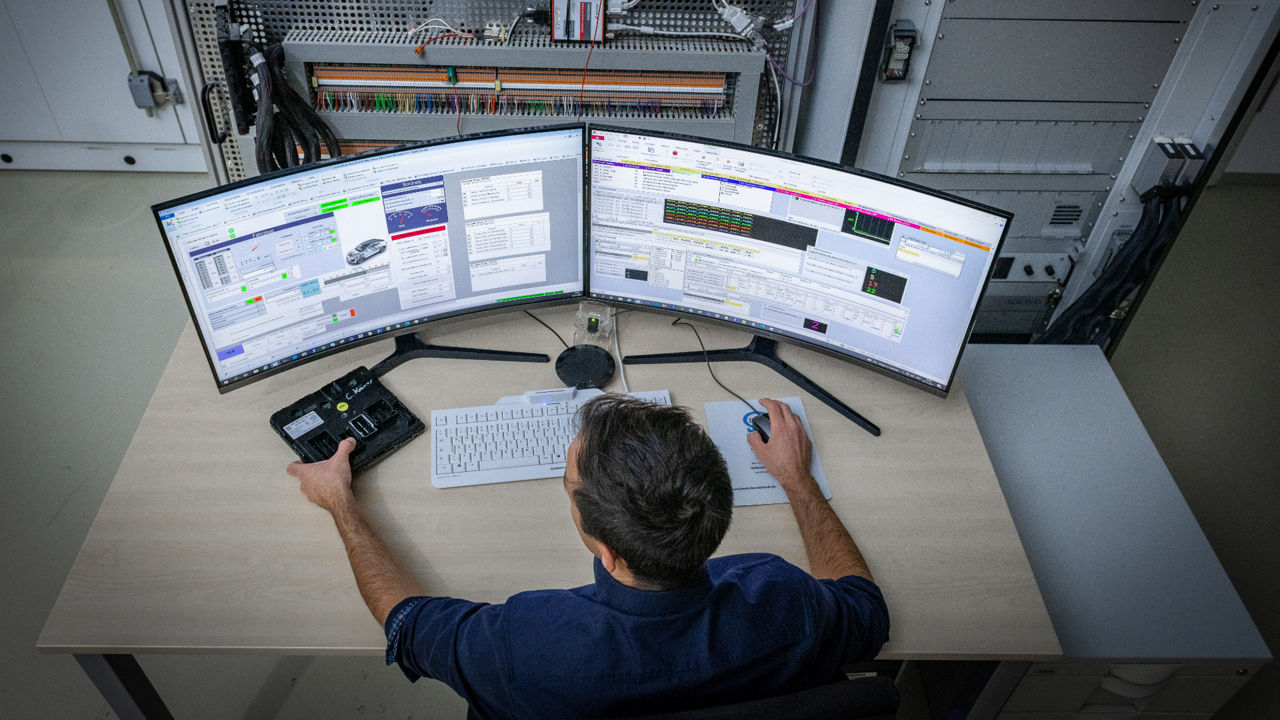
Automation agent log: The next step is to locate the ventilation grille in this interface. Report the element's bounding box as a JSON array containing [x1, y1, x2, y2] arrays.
[[1049, 204, 1084, 226]]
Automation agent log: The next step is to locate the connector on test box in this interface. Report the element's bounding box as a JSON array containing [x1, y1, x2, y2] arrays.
[[551, 0, 606, 43]]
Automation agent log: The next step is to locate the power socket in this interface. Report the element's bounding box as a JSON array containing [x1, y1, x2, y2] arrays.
[[991, 253, 1072, 284]]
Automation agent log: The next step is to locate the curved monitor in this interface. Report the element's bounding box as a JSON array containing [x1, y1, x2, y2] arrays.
[[154, 125, 586, 392], [586, 126, 1010, 396]]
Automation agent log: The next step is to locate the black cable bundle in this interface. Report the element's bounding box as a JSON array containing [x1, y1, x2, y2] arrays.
[[247, 43, 341, 174], [1036, 184, 1190, 348]]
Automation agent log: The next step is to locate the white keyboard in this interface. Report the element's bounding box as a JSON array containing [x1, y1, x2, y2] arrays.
[[430, 388, 672, 488]]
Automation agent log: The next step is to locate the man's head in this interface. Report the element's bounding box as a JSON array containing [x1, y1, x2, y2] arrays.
[[566, 395, 733, 590]]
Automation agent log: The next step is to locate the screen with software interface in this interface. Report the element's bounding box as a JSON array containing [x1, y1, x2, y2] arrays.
[[155, 126, 585, 390], [587, 128, 1009, 393]]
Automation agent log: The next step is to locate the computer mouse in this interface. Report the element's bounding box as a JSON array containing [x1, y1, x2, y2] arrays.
[[750, 413, 771, 442]]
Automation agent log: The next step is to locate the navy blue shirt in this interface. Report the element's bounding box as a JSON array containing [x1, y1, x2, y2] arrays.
[[385, 553, 890, 718]]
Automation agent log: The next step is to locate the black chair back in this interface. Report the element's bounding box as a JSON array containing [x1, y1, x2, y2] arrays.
[[610, 674, 900, 720]]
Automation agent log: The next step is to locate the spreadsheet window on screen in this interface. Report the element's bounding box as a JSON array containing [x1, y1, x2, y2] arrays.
[[587, 129, 1009, 392], [155, 128, 585, 388]]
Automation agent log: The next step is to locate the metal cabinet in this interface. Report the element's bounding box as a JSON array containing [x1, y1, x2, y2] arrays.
[[0, 0, 206, 172]]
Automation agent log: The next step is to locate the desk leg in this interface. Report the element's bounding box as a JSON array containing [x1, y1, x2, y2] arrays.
[[968, 660, 1030, 720], [75, 654, 175, 720]]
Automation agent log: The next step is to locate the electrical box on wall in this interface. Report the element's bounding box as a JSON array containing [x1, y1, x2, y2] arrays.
[[880, 20, 917, 81], [275, 32, 765, 165], [858, 0, 1279, 342], [891, 4, 1189, 341], [187, 0, 810, 183], [861, 1, 1182, 340]]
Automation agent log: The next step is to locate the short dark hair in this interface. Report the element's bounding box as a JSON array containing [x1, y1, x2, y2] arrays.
[[572, 395, 733, 589]]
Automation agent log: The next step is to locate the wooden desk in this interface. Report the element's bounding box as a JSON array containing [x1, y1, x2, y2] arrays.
[[38, 307, 1059, 716]]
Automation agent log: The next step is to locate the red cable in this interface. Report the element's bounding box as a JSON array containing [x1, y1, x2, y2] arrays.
[[451, 83, 461, 136], [577, 2, 605, 121], [415, 32, 470, 55]]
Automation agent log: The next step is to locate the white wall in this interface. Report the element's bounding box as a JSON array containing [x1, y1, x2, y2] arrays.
[[1225, 50, 1280, 175]]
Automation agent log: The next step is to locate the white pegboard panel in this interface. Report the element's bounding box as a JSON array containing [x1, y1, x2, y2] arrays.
[[187, 0, 245, 180], [184, 0, 808, 180], [218, 1, 796, 52]]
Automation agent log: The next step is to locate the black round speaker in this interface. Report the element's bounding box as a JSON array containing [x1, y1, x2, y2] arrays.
[[555, 344, 616, 389]]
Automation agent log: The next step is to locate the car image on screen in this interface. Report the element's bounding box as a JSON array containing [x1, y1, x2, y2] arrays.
[[346, 238, 387, 265]]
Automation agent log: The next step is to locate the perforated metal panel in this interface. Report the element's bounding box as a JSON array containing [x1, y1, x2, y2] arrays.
[[187, 1, 246, 179], [183, 0, 808, 181]]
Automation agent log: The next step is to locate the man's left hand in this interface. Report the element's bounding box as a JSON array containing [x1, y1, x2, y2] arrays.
[[287, 437, 357, 514]]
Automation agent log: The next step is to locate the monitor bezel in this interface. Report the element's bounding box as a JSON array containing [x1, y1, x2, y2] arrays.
[[153, 123, 588, 393], [584, 124, 1012, 398]]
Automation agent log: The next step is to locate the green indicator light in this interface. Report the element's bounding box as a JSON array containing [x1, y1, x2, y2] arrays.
[[245, 298, 254, 305], [350, 196, 381, 206], [282, 272, 288, 279], [333, 317, 339, 322]]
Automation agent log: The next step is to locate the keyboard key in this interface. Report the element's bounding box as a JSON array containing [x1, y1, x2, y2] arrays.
[[480, 456, 539, 471]]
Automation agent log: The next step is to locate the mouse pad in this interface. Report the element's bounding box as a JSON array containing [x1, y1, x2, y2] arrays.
[[703, 397, 831, 506], [270, 366, 425, 474]]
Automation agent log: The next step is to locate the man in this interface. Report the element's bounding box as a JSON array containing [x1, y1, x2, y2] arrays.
[[289, 395, 889, 718]]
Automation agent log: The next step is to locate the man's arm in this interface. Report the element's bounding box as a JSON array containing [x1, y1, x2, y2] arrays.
[[287, 438, 425, 625], [747, 398, 873, 582]]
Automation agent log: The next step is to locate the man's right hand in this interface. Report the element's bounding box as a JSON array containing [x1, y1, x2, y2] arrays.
[[747, 398, 873, 581], [746, 398, 820, 498]]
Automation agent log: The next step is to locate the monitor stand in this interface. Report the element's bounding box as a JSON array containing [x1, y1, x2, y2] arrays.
[[371, 332, 549, 378], [623, 335, 881, 437]]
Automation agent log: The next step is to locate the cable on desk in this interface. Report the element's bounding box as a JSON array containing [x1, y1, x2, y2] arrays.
[[525, 310, 569, 349], [614, 313, 629, 393], [671, 318, 757, 414]]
